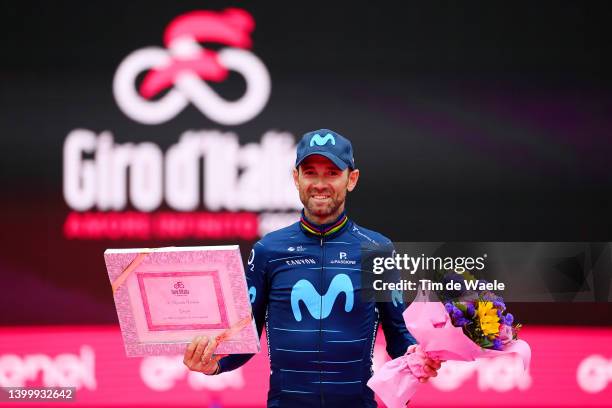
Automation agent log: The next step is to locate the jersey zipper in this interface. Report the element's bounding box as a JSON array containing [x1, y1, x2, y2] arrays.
[[319, 235, 325, 408]]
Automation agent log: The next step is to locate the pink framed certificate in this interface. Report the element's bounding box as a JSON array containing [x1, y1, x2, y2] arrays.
[[104, 245, 260, 357]]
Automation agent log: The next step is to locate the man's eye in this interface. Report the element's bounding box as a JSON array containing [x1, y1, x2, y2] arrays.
[[328, 171, 339, 176]]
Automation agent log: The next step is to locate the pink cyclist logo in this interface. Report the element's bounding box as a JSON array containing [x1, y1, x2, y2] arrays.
[[171, 281, 189, 296], [113, 8, 271, 125]]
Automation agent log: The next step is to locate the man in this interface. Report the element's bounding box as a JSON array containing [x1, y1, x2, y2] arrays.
[[184, 129, 441, 407]]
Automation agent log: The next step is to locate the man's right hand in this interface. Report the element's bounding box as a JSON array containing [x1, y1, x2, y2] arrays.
[[183, 335, 225, 375]]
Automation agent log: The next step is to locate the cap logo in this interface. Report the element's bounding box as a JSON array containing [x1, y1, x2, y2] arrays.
[[309, 133, 335, 147]]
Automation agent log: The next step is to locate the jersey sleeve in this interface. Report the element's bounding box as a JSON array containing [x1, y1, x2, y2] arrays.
[[377, 242, 417, 359], [217, 240, 269, 373]]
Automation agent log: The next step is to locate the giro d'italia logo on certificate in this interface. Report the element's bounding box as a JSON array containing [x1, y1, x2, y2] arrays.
[[104, 246, 259, 357]]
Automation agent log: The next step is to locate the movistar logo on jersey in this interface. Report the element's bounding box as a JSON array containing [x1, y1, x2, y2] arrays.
[[309, 133, 335, 147], [290, 273, 354, 321]]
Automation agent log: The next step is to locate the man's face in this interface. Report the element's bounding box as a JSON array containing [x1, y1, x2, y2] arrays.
[[292, 155, 359, 219]]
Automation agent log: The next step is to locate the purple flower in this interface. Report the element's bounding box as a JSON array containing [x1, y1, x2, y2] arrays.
[[505, 313, 514, 325], [482, 290, 495, 301], [455, 317, 470, 326], [493, 300, 506, 311], [452, 307, 463, 320], [445, 303, 454, 314], [493, 338, 503, 350], [466, 303, 475, 317]]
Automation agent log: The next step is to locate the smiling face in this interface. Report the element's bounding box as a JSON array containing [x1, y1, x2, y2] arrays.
[[293, 155, 359, 224]]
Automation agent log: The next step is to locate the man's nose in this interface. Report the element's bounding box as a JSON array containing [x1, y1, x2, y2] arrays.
[[311, 177, 328, 189]]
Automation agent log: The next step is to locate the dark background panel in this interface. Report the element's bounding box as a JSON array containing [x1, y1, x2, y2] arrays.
[[1, 1, 611, 326]]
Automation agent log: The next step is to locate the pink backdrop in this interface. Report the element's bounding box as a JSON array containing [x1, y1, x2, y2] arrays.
[[1, 325, 611, 407]]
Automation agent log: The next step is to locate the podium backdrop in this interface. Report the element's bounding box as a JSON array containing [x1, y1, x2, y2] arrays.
[[1, 1, 611, 406]]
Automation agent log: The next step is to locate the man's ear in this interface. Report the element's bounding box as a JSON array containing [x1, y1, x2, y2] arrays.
[[292, 168, 300, 190], [347, 169, 360, 192]]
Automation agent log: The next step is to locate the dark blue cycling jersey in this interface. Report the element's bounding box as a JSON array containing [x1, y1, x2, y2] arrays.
[[218, 211, 416, 407]]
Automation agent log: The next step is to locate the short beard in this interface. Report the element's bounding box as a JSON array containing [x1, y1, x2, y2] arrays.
[[300, 191, 346, 220]]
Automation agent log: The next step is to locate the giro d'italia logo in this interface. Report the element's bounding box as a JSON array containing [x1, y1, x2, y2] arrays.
[[113, 8, 271, 125]]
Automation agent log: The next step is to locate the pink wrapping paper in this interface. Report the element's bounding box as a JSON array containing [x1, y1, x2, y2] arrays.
[[367, 297, 531, 408]]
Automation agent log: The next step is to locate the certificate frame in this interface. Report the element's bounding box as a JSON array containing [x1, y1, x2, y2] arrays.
[[104, 245, 260, 357], [136, 271, 229, 331]]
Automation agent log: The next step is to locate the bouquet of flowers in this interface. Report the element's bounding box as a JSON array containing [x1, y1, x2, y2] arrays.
[[445, 290, 521, 350], [367, 288, 531, 408]]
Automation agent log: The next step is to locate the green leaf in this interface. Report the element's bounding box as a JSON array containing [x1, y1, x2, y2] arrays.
[[480, 338, 493, 348]]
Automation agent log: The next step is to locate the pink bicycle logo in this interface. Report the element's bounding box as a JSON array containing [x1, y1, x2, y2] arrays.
[[113, 8, 271, 125], [173, 281, 185, 289]]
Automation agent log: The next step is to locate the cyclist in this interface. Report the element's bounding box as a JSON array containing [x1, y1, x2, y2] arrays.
[[184, 129, 441, 407]]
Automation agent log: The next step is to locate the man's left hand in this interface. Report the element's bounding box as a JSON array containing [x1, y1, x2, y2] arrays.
[[418, 358, 442, 383]]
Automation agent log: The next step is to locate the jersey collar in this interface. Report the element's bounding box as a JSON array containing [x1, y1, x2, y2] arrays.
[[299, 209, 349, 239]]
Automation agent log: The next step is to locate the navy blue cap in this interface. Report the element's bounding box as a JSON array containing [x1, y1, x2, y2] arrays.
[[295, 129, 355, 170]]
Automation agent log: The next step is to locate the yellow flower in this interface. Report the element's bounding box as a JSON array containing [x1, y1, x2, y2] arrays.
[[477, 301, 500, 336]]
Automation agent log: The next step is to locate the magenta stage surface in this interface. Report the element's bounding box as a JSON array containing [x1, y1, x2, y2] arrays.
[[0, 325, 611, 407]]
